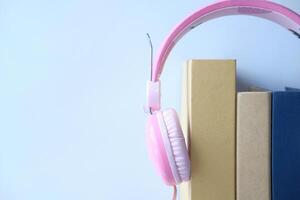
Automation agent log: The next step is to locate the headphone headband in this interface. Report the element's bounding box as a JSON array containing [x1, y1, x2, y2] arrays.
[[146, 0, 300, 112]]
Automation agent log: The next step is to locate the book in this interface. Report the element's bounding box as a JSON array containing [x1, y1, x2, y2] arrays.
[[236, 90, 271, 200], [272, 91, 300, 200], [285, 87, 300, 91], [180, 60, 236, 200]]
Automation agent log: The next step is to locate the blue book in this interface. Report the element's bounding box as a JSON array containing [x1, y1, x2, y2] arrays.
[[285, 87, 300, 91], [272, 91, 300, 200]]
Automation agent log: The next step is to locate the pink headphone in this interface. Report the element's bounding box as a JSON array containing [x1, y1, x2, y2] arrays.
[[145, 0, 300, 187]]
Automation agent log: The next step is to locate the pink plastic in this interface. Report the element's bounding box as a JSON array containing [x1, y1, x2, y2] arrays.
[[146, 113, 176, 185], [146, 109, 191, 185], [146, 81, 161, 111], [152, 0, 300, 82]]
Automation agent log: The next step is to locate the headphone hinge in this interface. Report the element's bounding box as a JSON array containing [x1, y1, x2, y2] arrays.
[[145, 81, 161, 113]]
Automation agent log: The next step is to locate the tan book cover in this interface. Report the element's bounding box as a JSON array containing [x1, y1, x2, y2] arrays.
[[180, 60, 236, 200], [237, 91, 271, 200]]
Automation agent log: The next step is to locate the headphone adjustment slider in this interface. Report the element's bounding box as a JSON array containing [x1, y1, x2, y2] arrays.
[[146, 81, 161, 113]]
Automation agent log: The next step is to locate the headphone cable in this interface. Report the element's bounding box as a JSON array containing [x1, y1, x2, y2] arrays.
[[172, 185, 177, 200]]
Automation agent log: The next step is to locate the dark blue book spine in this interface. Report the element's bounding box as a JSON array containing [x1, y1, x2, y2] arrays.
[[272, 92, 300, 200]]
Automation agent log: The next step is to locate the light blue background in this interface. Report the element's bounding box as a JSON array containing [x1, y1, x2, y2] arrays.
[[0, 0, 299, 199]]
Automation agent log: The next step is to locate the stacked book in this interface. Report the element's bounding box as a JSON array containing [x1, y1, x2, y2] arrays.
[[179, 60, 300, 200]]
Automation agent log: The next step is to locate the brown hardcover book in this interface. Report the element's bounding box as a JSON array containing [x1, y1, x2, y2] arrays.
[[237, 91, 271, 200], [180, 60, 236, 200]]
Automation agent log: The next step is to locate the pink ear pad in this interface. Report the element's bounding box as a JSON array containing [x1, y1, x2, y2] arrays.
[[146, 108, 190, 185], [162, 109, 191, 183]]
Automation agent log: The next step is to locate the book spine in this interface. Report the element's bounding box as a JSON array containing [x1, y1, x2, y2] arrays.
[[272, 92, 300, 200], [236, 92, 271, 200], [180, 60, 236, 200]]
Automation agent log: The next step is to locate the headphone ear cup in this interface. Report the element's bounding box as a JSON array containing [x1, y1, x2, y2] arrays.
[[146, 112, 176, 186], [162, 108, 190, 183], [146, 109, 190, 185]]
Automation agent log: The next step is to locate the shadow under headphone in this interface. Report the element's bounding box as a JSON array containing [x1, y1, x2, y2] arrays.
[[145, 0, 300, 187]]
